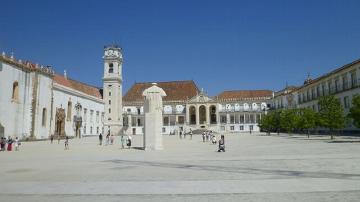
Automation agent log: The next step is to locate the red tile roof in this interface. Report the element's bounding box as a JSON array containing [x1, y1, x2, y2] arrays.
[[217, 90, 273, 101], [54, 74, 102, 99], [123, 80, 199, 102]]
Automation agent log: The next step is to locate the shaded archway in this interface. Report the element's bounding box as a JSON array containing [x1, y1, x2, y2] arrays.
[[189, 106, 196, 125], [199, 105, 206, 124], [210, 105, 217, 124]]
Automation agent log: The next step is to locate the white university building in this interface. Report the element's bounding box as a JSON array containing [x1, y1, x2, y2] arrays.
[[0, 46, 359, 140]]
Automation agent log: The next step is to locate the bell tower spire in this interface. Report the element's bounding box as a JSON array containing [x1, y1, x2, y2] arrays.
[[103, 45, 123, 135]]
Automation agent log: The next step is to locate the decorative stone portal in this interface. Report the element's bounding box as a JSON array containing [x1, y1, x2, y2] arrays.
[[55, 108, 66, 138], [0, 123, 4, 138], [142, 83, 166, 150]]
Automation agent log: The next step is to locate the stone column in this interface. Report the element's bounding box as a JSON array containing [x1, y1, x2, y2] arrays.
[[186, 105, 190, 125], [205, 105, 210, 125], [195, 105, 200, 126], [142, 83, 167, 150]]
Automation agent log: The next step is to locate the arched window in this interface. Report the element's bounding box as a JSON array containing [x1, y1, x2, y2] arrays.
[[42, 108, 47, 126], [67, 101, 72, 121], [12, 81, 19, 101], [108, 63, 114, 73]]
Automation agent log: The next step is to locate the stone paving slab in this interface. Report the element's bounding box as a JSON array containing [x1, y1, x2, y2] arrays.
[[1, 133, 360, 201]]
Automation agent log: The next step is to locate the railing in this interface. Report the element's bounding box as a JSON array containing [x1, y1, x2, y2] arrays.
[[218, 108, 266, 113], [298, 79, 359, 104]]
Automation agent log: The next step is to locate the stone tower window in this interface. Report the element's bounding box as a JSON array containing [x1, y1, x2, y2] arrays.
[[12, 81, 19, 101], [42, 108, 47, 126], [109, 63, 114, 73]]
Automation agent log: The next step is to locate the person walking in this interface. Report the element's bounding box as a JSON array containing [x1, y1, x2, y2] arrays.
[[218, 135, 225, 152], [110, 134, 114, 145], [14, 137, 20, 151], [7, 136, 13, 151], [120, 135, 125, 149], [190, 129, 193, 140], [64, 136, 69, 150], [202, 132, 205, 142], [99, 133, 103, 145], [50, 135, 54, 144], [127, 135, 132, 149], [0, 137, 5, 151]]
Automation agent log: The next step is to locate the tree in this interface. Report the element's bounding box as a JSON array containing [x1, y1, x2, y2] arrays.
[[297, 108, 317, 138], [259, 110, 281, 135], [280, 109, 299, 134], [348, 95, 360, 129], [318, 95, 346, 139]]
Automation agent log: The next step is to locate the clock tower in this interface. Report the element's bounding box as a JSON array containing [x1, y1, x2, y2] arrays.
[[103, 45, 123, 135]]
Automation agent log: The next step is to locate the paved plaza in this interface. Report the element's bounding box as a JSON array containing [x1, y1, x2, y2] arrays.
[[1, 133, 360, 202]]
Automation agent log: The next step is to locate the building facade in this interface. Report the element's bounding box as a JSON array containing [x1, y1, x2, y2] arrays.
[[0, 51, 105, 140], [122, 81, 272, 135], [272, 59, 360, 131]]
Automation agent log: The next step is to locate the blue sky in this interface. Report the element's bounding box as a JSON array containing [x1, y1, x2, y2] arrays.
[[1, 0, 360, 95]]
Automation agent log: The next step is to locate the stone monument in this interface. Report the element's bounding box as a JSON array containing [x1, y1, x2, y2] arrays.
[[142, 83, 166, 150]]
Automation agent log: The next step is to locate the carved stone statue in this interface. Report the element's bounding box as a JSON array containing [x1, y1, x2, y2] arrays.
[[142, 83, 166, 150]]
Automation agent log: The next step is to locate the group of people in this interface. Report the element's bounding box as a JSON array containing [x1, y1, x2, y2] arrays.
[[0, 136, 20, 151], [98, 132, 132, 149], [202, 130, 217, 144], [178, 128, 193, 139]]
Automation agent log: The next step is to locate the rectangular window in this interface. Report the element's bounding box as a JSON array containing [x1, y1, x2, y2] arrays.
[[109, 91, 111, 96], [101, 112, 104, 122], [163, 117, 169, 126], [230, 126, 234, 131], [109, 100, 111, 105], [240, 125, 244, 130], [249, 125, 253, 131], [90, 126, 93, 134], [316, 86, 320, 98], [249, 114, 255, 123], [344, 96, 350, 108], [240, 114, 244, 124], [42, 108, 47, 126], [351, 72, 357, 88], [220, 115, 227, 124], [131, 117, 136, 126], [96, 111, 99, 123], [178, 116, 185, 124], [170, 116, 176, 126], [83, 126, 86, 134], [328, 81, 332, 94], [83, 108, 87, 122], [311, 88, 315, 99], [90, 110, 94, 122], [245, 114, 250, 123], [162, 127, 166, 133], [96, 127, 99, 134], [235, 114, 240, 124], [335, 79, 340, 92], [256, 114, 261, 123], [230, 115, 235, 124], [343, 75, 348, 90], [321, 84, 325, 96]]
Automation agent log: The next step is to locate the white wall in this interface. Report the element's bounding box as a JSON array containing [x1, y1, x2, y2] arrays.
[[52, 84, 104, 137], [0, 62, 32, 139]]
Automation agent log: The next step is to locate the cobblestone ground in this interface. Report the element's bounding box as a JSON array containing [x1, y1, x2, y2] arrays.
[[1, 133, 360, 202]]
